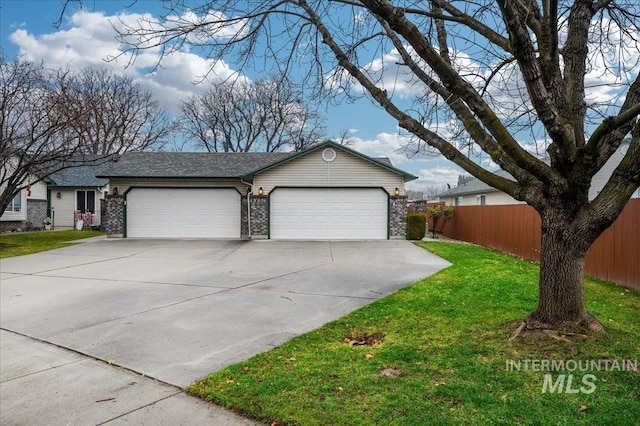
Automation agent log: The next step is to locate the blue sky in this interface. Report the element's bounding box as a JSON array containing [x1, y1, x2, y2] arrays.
[[1, 0, 466, 191], [3, 2, 635, 192]]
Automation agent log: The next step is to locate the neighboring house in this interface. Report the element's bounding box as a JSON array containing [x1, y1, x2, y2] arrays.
[[438, 142, 639, 205], [47, 160, 113, 229], [99, 141, 416, 240], [0, 179, 48, 232], [438, 170, 523, 206]]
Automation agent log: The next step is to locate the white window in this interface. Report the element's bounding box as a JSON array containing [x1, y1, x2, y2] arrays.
[[455, 196, 463, 206], [7, 193, 21, 212], [477, 194, 486, 205]]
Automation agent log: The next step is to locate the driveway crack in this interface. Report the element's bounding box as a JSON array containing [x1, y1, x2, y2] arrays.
[[95, 392, 183, 426]]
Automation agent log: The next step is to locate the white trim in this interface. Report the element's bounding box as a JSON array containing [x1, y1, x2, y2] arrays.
[[322, 148, 337, 162]]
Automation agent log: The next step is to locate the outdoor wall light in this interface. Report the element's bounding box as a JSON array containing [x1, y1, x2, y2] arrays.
[[56, 192, 61, 199], [258, 187, 264, 196], [394, 187, 400, 196]]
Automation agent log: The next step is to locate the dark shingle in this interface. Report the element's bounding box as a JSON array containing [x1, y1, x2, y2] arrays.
[[48, 158, 113, 187], [98, 152, 294, 178]]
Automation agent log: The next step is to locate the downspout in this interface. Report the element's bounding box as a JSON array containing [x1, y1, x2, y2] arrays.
[[240, 179, 252, 238]]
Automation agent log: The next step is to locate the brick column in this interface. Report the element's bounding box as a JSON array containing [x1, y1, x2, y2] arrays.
[[250, 195, 268, 239], [103, 195, 124, 237], [390, 196, 408, 239]]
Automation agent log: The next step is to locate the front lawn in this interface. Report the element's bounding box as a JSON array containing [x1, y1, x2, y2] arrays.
[[187, 242, 639, 425], [0, 229, 104, 258]]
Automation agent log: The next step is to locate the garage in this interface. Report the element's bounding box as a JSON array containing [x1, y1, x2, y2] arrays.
[[126, 188, 241, 238], [269, 188, 388, 240]]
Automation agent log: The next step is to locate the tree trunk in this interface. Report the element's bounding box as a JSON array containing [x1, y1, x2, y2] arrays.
[[525, 209, 605, 332]]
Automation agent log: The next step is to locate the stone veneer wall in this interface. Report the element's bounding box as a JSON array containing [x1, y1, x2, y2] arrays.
[[102, 195, 124, 237], [0, 200, 47, 232], [27, 199, 48, 230], [249, 195, 268, 238], [0, 221, 24, 232], [390, 195, 408, 239]]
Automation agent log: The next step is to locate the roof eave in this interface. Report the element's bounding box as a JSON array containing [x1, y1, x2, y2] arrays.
[[98, 175, 247, 180]]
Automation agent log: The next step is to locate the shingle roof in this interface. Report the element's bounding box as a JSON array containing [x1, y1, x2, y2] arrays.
[[98, 152, 293, 179], [438, 170, 515, 197], [375, 157, 393, 167], [48, 158, 114, 187], [97, 142, 416, 181]]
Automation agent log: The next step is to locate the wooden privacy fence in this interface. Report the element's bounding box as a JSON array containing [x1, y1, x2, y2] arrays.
[[437, 199, 640, 291]]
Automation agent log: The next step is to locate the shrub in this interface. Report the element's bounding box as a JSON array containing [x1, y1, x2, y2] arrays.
[[426, 205, 454, 238], [406, 213, 427, 240]]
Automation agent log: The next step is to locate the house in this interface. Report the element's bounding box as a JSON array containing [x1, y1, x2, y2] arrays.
[[0, 179, 48, 232], [99, 141, 416, 239], [438, 142, 639, 205], [438, 170, 524, 206], [1, 157, 116, 232], [47, 159, 113, 229]]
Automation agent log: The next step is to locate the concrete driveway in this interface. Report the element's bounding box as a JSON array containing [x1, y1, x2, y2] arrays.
[[1, 238, 449, 424]]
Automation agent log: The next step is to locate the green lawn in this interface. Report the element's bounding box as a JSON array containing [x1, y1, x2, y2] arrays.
[[0, 229, 104, 258], [187, 242, 640, 425]]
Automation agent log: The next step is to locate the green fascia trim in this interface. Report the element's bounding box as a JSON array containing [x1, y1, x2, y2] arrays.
[[242, 140, 418, 182]]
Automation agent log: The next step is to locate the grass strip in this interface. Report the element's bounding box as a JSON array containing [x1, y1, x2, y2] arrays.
[[187, 242, 639, 425], [0, 229, 104, 258]]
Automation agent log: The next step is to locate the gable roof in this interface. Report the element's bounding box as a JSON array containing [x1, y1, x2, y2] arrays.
[[98, 152, 292, 179], [241, 141, 418, 181], [438, 170, 515, 197], [97, 141, 417, 181]]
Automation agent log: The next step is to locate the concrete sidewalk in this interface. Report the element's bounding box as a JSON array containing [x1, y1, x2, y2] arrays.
[[0, 329, 259, 425]]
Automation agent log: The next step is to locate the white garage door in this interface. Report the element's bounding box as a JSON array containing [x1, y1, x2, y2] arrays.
[[126, 188, 241, 238], [270, 188, 388, 240]]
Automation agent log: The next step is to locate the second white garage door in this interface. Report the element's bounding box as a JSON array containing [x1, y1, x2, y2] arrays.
[[126, 188, 241, 238], [269, 188, 388, 240]]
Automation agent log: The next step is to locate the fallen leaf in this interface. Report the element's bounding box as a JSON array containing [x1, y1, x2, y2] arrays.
[[287, 356, 297, 362], [365, 353, 374, 359], [107, 359, 114, 365], [579, 405, 588, 412]]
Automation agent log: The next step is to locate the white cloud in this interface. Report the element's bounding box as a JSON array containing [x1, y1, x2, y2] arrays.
[[406, 167, 462, 190], [327, 45, 487, 100], [348, 130, 443, 165], [8, 10, 242, 113]]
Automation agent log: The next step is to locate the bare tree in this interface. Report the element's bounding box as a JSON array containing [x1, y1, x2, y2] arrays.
[[97, 0, 640, 332], [180, 77, 325, 152], [1, 56, 86, 216], [334, 128, 357, 148], [59, 67, 175, 154], [1, 57, 174, 216]]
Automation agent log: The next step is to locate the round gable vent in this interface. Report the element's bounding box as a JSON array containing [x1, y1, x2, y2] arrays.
[[322, 147, 337, 162]]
